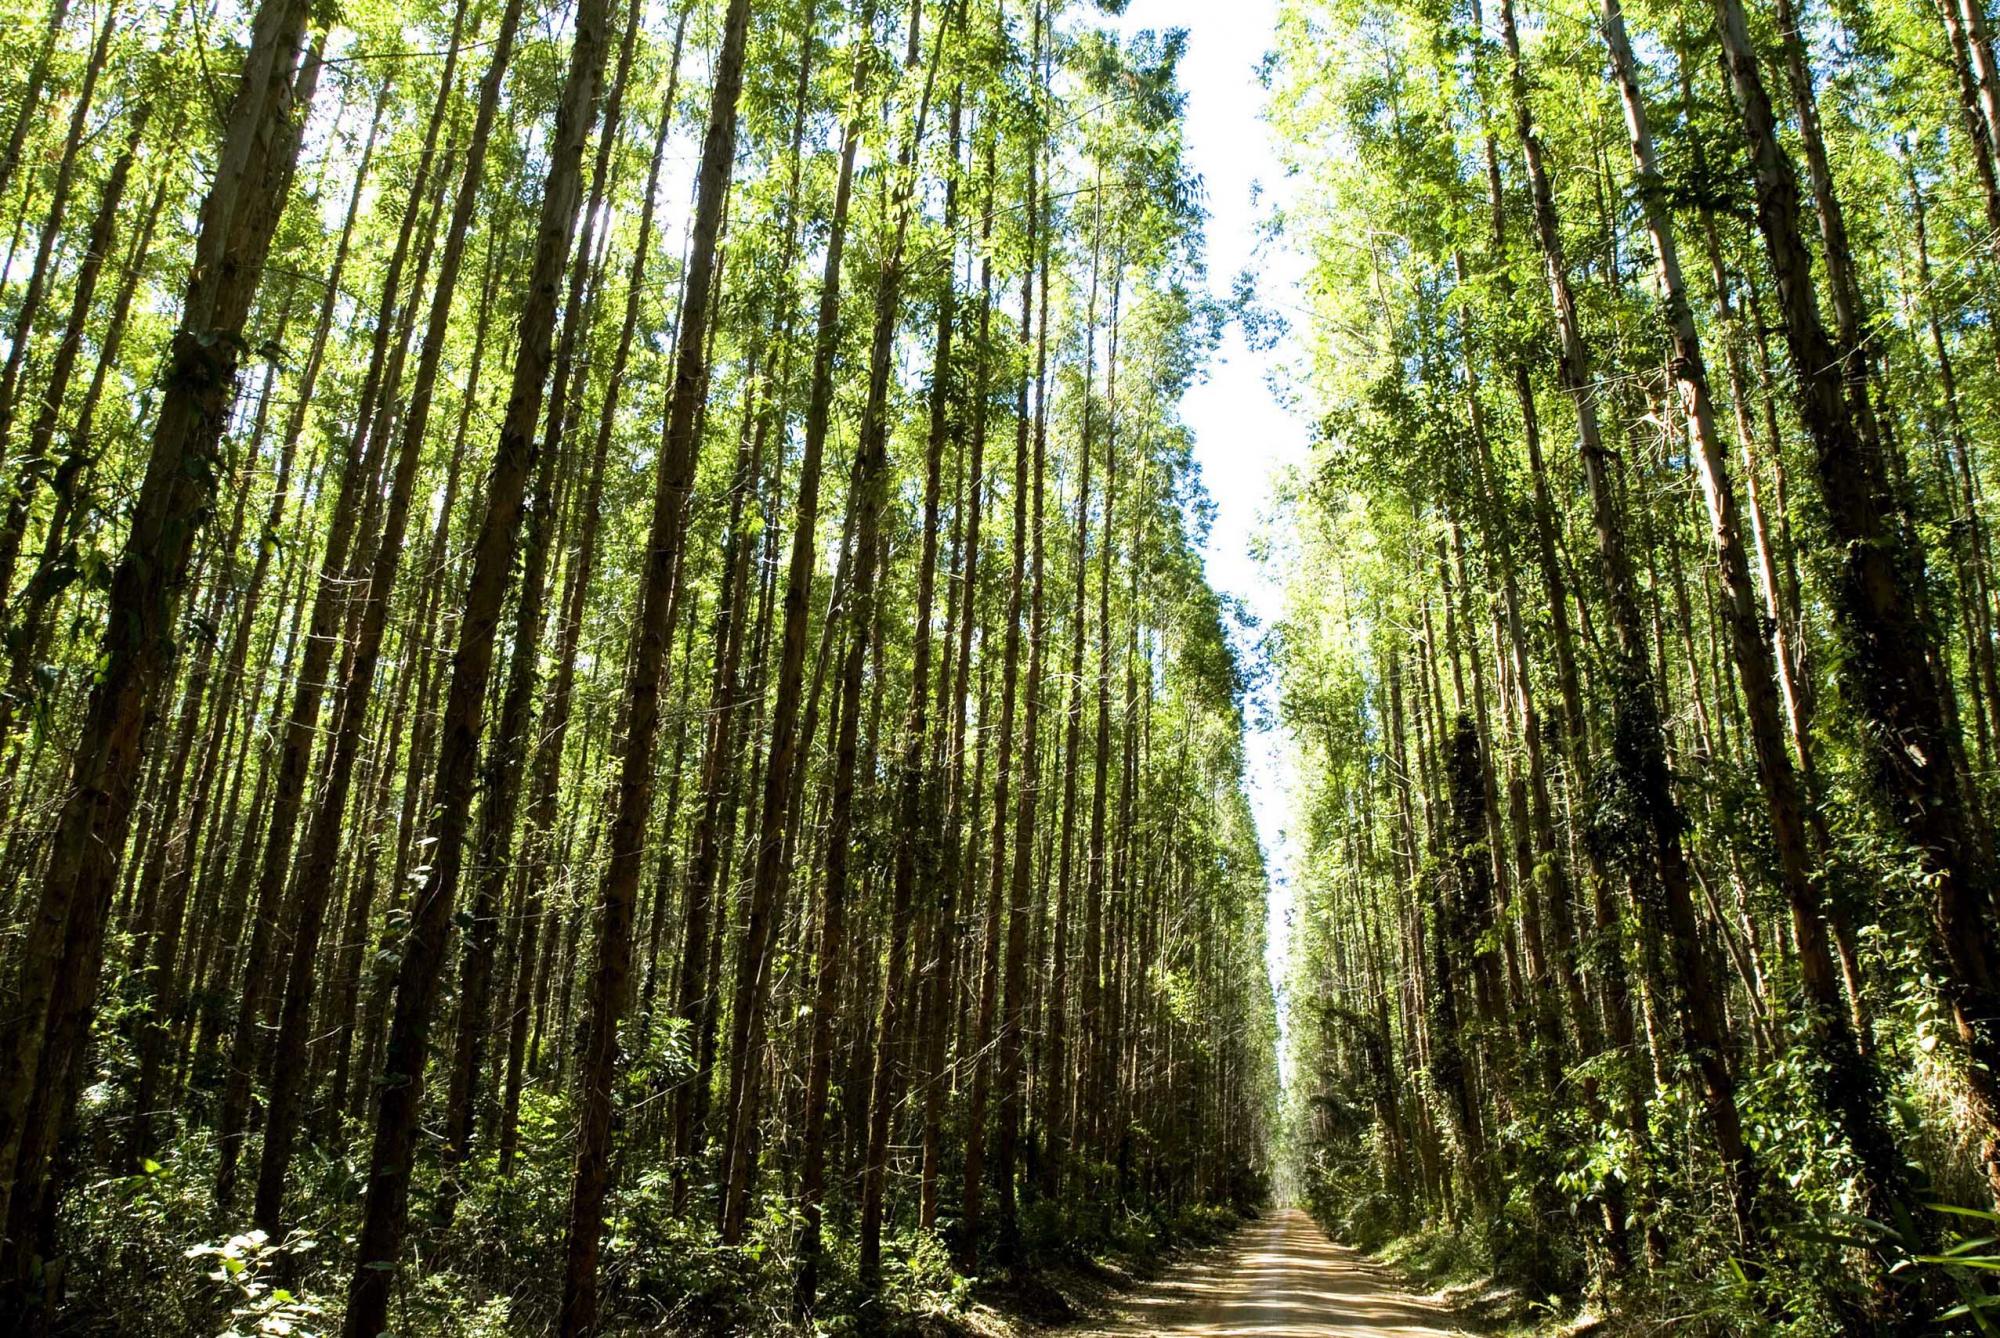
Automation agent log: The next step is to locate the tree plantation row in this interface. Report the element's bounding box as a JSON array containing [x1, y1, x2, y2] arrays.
[[0, 0, 1280, 1332], [1267, 0, 2000, 1327]]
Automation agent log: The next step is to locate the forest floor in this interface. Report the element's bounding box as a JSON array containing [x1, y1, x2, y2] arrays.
[[1047, 1207, 1466, 1336]]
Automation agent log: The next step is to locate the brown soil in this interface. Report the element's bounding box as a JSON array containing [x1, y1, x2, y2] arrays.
[[1062, 1208, 1463, 1337]]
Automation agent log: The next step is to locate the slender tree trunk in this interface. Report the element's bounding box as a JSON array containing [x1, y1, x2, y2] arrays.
[[1600, 0, 1918, 1301], [253, 0, 534, 1235], [666, 0, 793, 1198], [342, 0, 614, 1325], [855, 8, 951, 1285], [1039, 179, 1101, 1201], [1498, 0, 1760, 1251], [94, 90, 233, 1163], [1713, 0, 2000, 1206], [996, 62, 1051, 1254], [962, 125, 1037, 1277], [434, 0, 641, 1234], [496, 10, 689, 1176], [0, 0, 316, 1287], [718, 0, 866, 1249], [556, 2, 749, 1331], [213, 15, 467, 1202], [1079, 263, 1120, 1150]]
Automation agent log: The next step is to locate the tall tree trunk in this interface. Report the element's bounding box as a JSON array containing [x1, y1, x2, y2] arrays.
[[342, 0, 613, 1325], [717, 0, 865, 1249], [920, 127, 991, 1232], [87, 89, 220, 1164], [1079, 262, 1120, 1149], [557, 2, 750, 1331], [1497, 0, 1760, 1251], [213, 13, 467, 1202], [1713, 0, 2000, 1207], [856, 6, 951, 1285], [1599, 0, 1918, 1302], [962, 119, 1037, 1277], [252, 0, 534, 1235], [436, 0, 642, 1233], [1040, 178, 1101, 1200], [668, 0, 797, 1197], [496, 9, 690, 1176], [0, 0, 316, 1288], [996, 61, 1051, 1254]]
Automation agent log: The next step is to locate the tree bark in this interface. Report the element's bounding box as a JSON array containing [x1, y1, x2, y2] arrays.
[[555, 2, 750, 1331], [212, 12, 466, 1202], [341, 0, 614, 1324], [1497, 0, 1760, 1250], [717, 0, 867, 1249], [252, 0, 531, 1235], [856, 7, 952, 1286], [0, 0, 317, 1285], [1713, 0, 2000, 1207]]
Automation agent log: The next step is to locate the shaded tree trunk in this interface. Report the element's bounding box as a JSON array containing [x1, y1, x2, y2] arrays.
[[342, 0, 614, 1325], [0, 0, 317, 1291], [556, 2, 750, 1331]]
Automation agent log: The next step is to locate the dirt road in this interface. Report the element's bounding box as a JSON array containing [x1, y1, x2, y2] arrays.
[[1069, 1208, 1462, 1336]]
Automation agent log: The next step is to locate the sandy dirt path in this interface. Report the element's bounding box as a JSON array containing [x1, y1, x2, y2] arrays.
[[1067, 1208, 1462, 1337]]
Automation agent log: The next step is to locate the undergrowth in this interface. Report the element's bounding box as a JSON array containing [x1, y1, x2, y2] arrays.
[[52, 1089, 1263, 1337]]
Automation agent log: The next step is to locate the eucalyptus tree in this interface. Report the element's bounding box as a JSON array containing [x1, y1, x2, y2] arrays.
[[1272, 0, 2000, 1321], [343, 0, 620, 1327], [0, 0, 319, 1294], [560, 0, 753, 1328], [0, 3, 1281, 1332]]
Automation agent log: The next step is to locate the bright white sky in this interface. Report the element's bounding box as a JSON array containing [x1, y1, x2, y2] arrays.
[[1106, 0, 1312, 1081]]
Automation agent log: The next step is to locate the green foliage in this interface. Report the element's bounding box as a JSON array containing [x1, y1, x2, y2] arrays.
[[187, 1231, 324, 1338], [1264, 0, 2000, 1326]]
